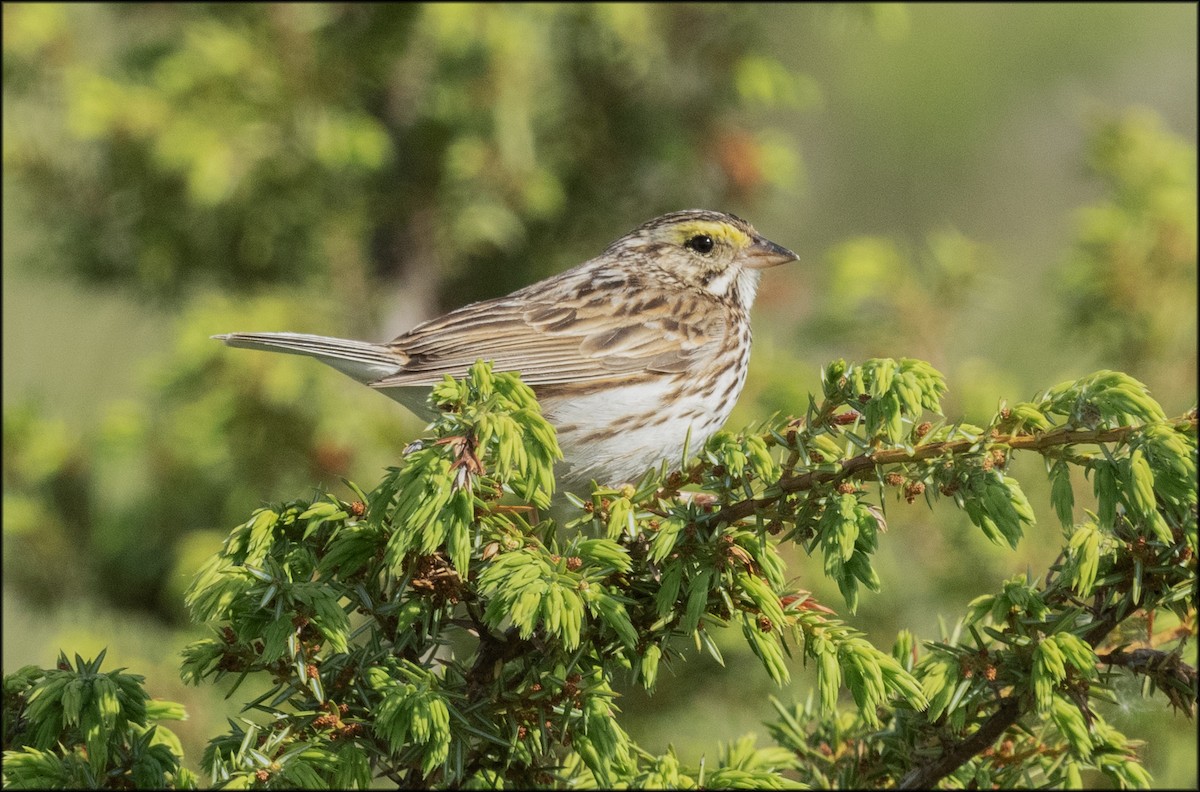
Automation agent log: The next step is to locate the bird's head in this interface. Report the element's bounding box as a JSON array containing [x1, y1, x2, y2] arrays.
[[605, 209, 799, 309]]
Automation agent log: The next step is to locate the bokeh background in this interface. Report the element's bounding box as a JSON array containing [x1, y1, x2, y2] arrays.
[[3, 3, 1196, 786]]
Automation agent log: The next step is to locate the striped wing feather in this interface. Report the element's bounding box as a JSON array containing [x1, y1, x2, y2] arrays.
[[371, 291, 725, 389]]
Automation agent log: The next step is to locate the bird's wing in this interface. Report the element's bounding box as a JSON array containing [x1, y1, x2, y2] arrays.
[[370, 289, 726, 389]]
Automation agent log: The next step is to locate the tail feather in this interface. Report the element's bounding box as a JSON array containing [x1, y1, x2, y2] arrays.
[[214, 332, 404, 384]]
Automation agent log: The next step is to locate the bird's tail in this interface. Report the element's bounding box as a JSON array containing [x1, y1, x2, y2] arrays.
[[213, 332, 405, 383]]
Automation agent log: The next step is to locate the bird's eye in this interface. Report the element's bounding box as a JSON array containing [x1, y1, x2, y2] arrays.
[[685, 234, 715, 254]]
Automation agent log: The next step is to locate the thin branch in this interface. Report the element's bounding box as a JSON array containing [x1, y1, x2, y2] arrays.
[[897, 608, 1129, 790], [1097, 646, 1195, 676], [713, 414, 1197, 526], [464, 624, 524, 696], [897, 698, 1023, 790], [1099, 647, 1198, 716]]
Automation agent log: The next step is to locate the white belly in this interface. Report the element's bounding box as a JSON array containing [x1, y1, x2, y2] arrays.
[[543, 363, 747, 490], [379, 359, 749, 494]]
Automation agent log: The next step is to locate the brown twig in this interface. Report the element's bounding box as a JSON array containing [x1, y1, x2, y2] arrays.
[[712, 414, 1197, 526], [897, 697, 1024, 790], [1098, 647, 1198, 716], [1097, 647, 1195, 676]]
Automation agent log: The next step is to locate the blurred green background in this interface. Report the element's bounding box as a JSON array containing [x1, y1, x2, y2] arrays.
[[3, 3, 1196, 785]]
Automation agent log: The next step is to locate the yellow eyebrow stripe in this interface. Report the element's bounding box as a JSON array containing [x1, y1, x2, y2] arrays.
[[673, 221, 752, 249]]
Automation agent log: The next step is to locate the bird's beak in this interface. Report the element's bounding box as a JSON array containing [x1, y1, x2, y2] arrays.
[[744, 235, 800, 269]]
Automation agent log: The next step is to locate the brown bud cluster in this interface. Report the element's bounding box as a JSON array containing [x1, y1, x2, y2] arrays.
[[312, 713, 338, 729], [334, 723, 363, 740], [410, 553, 464, 603], [904, 481, 926, 504]]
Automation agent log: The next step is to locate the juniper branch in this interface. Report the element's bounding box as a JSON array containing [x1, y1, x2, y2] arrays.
[[1097, 647, 1196, 680], [897, 528, 1195, 790], [897, 697, 1024, 790], [713, 413, 1198, 526], [1098, 648, 1198, 716], [763, 409, 1198, 790], [897, 601, 1126, 788]]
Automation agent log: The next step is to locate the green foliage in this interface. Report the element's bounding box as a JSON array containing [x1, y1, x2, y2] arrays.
[[167, 361, 963, 786], [2, 357, 1194, 786], [756, 365, 1197, 789], [9, 359, 1165, 787], [2, 651, 194, 789], [368, 661, 452, 778], [376, 361, 562, 577]]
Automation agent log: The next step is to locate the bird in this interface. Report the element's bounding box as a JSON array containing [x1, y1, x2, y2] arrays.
[[215, 209, 798, 492]]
